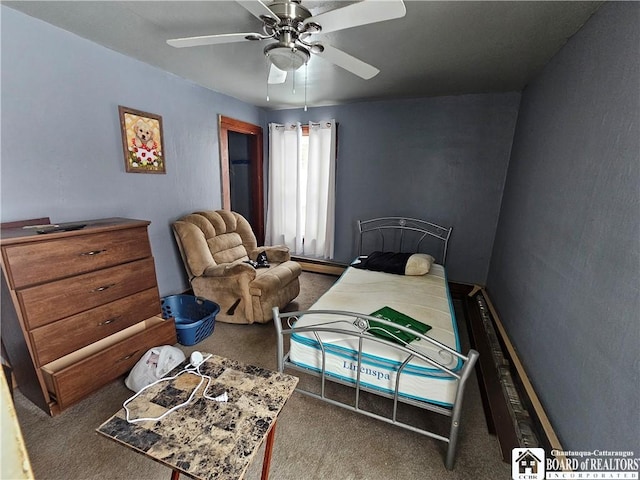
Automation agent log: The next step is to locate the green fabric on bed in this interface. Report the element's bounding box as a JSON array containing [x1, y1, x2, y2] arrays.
[[368, 306, 432, 344]]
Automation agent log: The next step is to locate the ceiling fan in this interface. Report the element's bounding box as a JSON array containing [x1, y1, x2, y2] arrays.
[[167, 0, 406, 84]]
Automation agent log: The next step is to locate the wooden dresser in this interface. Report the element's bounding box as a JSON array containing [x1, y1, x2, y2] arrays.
[[0, 218, 176, 415]]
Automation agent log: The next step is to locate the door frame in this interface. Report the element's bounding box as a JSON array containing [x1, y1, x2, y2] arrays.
[[218, 115, 264, 244]]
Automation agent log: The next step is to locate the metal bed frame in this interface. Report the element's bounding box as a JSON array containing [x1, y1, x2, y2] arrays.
[[358, 216, 453, 264], [273, 217, 479, 470]]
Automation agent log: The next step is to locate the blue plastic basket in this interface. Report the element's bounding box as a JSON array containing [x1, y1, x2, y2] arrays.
[[160, 295, 220, 346]]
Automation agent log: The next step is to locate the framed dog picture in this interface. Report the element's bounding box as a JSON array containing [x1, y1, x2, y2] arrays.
[[119, 106, 165, 173]]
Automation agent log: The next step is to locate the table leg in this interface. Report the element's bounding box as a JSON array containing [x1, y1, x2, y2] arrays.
[[260, 421, 277, 480]]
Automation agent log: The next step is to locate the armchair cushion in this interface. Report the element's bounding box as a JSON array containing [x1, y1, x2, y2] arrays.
[[208, 233, 248, 264], [172, 221, 215, 277], [173, 210, 301, 324], [251, 245, 291, 264]]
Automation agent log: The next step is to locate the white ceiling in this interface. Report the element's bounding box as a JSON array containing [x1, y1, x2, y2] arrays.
[[5, 1, 603, 110]]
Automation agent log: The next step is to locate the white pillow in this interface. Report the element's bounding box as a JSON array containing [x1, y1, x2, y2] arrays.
[[404, 253, 435, 275]]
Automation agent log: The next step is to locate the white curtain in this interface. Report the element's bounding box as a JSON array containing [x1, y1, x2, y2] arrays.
[[265, 122, 301, 252], [265, 120, 336, 259]]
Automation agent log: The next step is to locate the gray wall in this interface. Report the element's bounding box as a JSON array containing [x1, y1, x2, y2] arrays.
[[0, 6, 265, 296], [487, 1, 639, 450], [267, 93, 521, 284]]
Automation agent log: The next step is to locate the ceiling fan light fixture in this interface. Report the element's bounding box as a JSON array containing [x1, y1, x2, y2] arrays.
[[302, 22, 322, 34], [309, 42, 324, 54], [264, 43, 310, 71]]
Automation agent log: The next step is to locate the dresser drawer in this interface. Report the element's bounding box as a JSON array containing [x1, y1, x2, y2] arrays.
[[3, 226, 151, 289], [31, 287, 162, 366], [41, 316, 176, 411], [18, 257, 158, 329]]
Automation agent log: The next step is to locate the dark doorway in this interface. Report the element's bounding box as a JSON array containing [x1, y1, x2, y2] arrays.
[[218, 116, 264, 244], [228, 132, 252, 222]]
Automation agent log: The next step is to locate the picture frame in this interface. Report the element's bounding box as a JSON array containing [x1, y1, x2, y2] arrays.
[[118, 106, 165, 174]]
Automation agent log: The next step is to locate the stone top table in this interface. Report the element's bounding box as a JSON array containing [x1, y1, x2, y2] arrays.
[[97, 354, 298, 480]]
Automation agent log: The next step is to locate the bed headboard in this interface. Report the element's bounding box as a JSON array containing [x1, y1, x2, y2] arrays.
[[357, 216, 452, 265]]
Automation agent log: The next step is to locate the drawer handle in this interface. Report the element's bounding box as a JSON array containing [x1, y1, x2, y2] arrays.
[[92, 283, 116, 293], [119, 351, 139, 362], [98, 316, 120, 326], [80, 249, 107, 256]]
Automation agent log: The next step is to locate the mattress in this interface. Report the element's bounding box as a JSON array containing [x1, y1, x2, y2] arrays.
[[289, 264, 462, 407]]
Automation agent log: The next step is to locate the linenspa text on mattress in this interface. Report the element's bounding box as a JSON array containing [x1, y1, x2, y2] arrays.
[[342, 361, 391, 381]]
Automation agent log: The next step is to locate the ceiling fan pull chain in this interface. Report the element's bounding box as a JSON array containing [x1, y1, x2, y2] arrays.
[[266, 59, 270, 102], [304, 63, 308, 112]]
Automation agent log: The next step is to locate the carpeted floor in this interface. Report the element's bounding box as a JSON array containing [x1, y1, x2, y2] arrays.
[[12, 271, 511, 479]]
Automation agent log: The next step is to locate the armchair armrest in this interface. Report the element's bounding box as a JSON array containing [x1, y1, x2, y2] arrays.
[[250, 245, 291, 263], [202, 261, 256, 280]]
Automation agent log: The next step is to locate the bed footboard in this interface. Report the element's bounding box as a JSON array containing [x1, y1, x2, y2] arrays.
[[273, 307, 479, 470]]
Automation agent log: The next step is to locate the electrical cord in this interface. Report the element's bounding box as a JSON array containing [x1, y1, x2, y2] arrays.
[[123, 352, 228, 424]]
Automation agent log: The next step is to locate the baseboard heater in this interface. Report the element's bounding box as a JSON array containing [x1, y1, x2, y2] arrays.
[[291, 256, 347, 276], [461, 285, 563, 462]]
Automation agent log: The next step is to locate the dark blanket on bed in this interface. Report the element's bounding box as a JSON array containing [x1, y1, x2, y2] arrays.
[[352, 251, 412, 275]]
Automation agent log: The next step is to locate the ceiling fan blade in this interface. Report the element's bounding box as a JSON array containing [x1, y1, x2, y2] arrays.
[[306, 0, 406, 34], [314, 44, 379, 80], [167, 33, 259, 48], [236, 0, 278, 22], [268, 64, 288, 84]]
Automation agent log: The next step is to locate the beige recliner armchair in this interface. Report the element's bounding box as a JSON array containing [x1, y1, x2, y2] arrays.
[[172, 210, 301, 324]]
